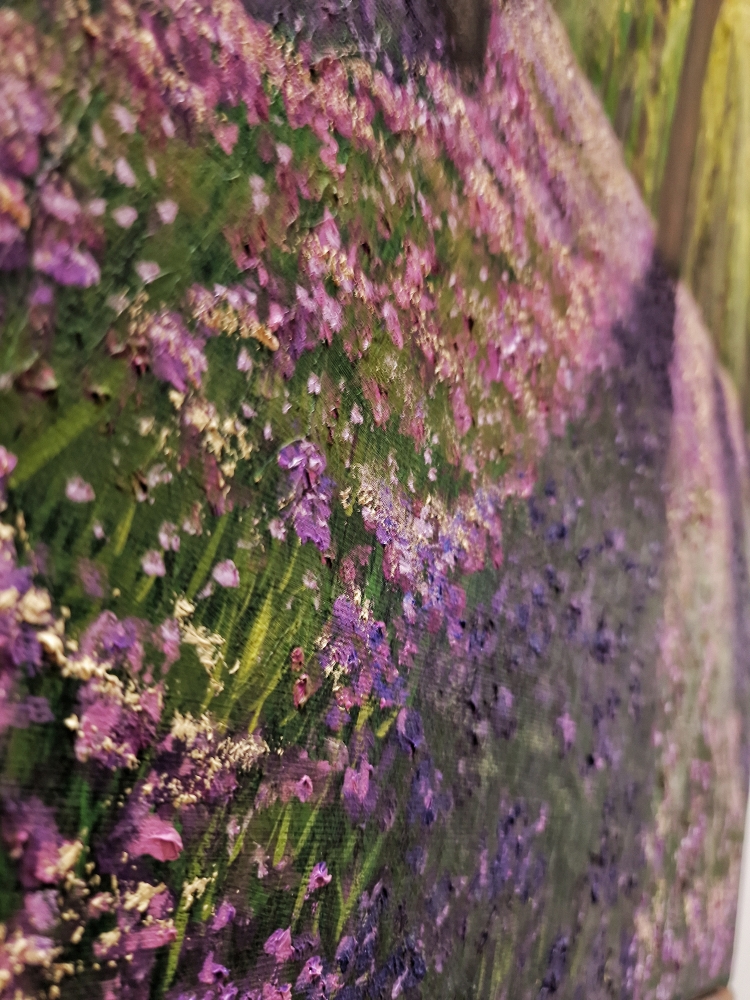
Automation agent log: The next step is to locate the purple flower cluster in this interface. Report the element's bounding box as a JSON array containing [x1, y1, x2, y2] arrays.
[[146, 710, 268, 811], [66, 612, 164, 770], [0, 797, 82, 997], [358, 471, 505, 649], [145, 310, 208, 393], [0, 12, 101, 287], [277, 441, 333, 552], [319, 595, 404, 729], [0, 505, 58, 734]]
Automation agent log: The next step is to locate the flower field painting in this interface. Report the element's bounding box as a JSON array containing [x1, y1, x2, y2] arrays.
[[0, 1, 748, 999]]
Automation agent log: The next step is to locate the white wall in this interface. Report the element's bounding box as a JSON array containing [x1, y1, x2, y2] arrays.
[[732, 786, 750, 998]]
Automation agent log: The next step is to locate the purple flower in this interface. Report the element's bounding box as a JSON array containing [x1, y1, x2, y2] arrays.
[[342, 759, 374, 821], [146, 310, 207, 392], [0, 446, 17, 503], [65, 476, 95, 502], [136, 260, 161, 284], [159, 618, 181, 666], [262, 984, 292, 1000], [0, 446, 18, 478], [268, 518, 286, 542], [75, 675, 163, 770], [29, 283, 53, 307], [237, 347, 253, 372], [24, 889, 59, 932], [114, 157, 137, 187], [0, 217, 26, 271], [156, 199, 178, 224], [214, 121, 239, 155], [295, 956, 323, 991], [39, 183, 80, 224], [290, 489, 332, 552], [263, 927, 294, 964], [111, 104, 137, 134], [307, 862, 331, 894], [158, 522, 180, 552], [33, 242, 100, 287], [141, 550, 165, 577], [396, 708, 424, 754], [77, 557, 106, 598], [78, 611, 146, 668], [199, 950, 229, 984], [112, 205, 137, 228], [277, 441, 333, 552], [294, 775, 313, 802], [212, 559, 239, 588], [1, 798, 64, 889], [211, 901, 236, 932], [87, 198, 106, 217], [278, 441, 326, 490], [128, 814, 183, 862]]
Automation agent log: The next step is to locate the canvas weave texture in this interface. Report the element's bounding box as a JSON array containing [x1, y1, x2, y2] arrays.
[[0, 1, 748, 999]]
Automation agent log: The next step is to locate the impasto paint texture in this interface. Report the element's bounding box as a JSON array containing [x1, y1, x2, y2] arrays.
[[0, 1, 748, 999]]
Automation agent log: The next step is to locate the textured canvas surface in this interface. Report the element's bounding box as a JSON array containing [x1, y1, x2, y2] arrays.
[[0, 1, 748, 999]]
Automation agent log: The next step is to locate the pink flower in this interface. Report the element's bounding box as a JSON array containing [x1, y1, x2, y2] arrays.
[[382, 301, 403, 349], [65, 476, 95, 502], [263, 927, 294, 964], [136, 261, 161, 284], [294, 775, 313, 803], [295, 956, 324, 992], [161, 115, 175, 139], [34, 243, 100, 287], [128, 815, 183, 862], [214, 122, 239, 156], [450, 385, 473, 436], [212, 559, 239, 588], [158, 522, 180, 552], [307, 373, 321, 395], [268, 518, 287, 541], [159, 619, 181, 665], [141, 550, 166, 577], [0, 446, 17, 478], [293, 675, 310, 709], [111, 104, 136, 134], [307, 862, 331, 893], [237, 347, 253, 372], [114, 157, 137, 187], [87, 198, 106, 217], [249, 175, 269, 214], [276, 143, 293, 166], [211, 901, 235, 932], [262, 984, 292, 1000], [556, 713, 576, 752], [77, 558, 106, 598], [267, 302, 285, 331], [199, 950, 229, 985], [156, 199, 178, 225], [342, 760, 371, 805], [112, 205, 137, 228], [40, 184, 80, 224]]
